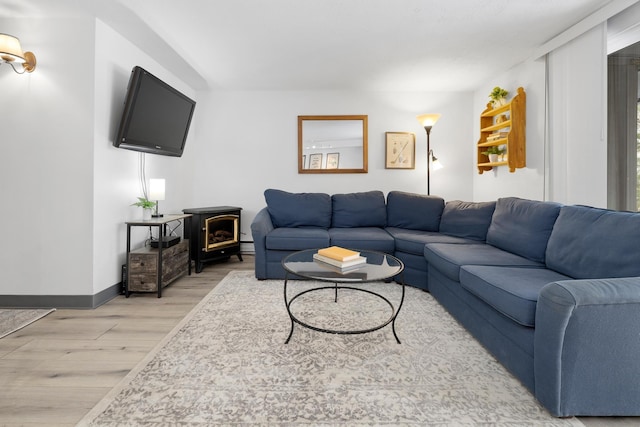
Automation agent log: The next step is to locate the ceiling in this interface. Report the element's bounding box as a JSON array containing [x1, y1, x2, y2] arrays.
[[0, 0, 625, 91]]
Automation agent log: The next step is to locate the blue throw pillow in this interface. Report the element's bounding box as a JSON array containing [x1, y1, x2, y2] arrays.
[[331, 191, 387, 228], [386, 191, 444, 231], [439, 200, 496, 241], [486, 197, 562, 263], [264, 189, 331, 228], [546, 205, 640, 278]]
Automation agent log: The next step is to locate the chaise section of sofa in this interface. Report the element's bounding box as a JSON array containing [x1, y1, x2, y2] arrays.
[[532, 204, 640, 416], [426, 198, 640, 416]]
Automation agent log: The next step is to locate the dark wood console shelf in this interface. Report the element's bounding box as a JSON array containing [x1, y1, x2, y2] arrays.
[[125, 214, 192, 298], [128, 240, 189, 294]]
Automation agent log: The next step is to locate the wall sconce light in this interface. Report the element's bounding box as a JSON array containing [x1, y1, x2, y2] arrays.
[[417, 114, 441, 195], [149, 179, 166, 218], [0, 33, 36, 74]]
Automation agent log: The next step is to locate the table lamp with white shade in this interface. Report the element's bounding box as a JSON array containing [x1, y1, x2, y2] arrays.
[[149, 179, 165, 218]]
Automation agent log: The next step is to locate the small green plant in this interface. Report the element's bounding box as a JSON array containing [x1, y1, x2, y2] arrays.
[[131, 197, 156, 209], [482, 146, 504, 156], [489, 86, 509, 101]]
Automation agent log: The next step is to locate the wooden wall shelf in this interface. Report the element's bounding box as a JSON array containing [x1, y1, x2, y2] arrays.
[[477, 87, 526, 174]]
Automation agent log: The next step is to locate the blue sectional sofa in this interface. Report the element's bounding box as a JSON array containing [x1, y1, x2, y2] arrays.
[[250, 188, 640, 417]]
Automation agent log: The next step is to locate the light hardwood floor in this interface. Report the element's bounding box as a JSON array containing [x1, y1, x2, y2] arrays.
[[0, 255, 637, 426], [0, 256, 252, 426]]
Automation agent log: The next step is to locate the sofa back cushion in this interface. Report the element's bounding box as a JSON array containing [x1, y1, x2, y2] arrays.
[[486, 197, 562, 263], [332, 191, 387, 228], [386, 191, 444, 231], [546, 205, 640, 278], [439, 200, 496, 241], [264, 189, 331, 228]]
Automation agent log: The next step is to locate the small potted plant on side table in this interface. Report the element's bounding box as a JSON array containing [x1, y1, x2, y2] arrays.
[[132, 197, 156, 220]]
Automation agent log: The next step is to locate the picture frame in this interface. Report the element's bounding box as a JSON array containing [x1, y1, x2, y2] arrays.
[[309, 153, 323, 169], [298, 115, 368, 174], [385, 132, 415, 169], [326, 153, 340, 169]]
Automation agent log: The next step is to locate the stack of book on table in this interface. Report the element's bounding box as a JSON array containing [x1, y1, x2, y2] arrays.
[[313, 246, 366, 271]]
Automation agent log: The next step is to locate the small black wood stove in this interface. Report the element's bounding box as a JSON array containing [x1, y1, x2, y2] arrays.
[[182, 206, 243, 273]]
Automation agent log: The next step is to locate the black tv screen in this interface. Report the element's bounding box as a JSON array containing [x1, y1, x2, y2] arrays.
[[114, 66, 196, 157]]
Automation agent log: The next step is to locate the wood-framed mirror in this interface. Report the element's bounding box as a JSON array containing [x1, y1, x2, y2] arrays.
[[298, 115, 368, 173]]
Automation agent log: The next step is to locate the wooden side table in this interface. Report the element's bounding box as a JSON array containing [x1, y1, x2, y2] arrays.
[[125, 214, 192, 298]]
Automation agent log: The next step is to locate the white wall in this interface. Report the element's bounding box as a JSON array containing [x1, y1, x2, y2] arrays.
[[93, 19, 198, 294], [0, 17, 95, 296], [191, 90, 474, 244], [547, 24, 607, 207], [0, 17, 200, 299], [472, 59, 547, 202]]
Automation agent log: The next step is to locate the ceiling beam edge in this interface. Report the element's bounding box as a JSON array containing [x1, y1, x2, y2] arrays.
[[94, 1, 209, 91], [530, 0, 640, 60]]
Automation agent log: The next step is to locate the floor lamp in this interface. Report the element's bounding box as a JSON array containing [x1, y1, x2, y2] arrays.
[[417, 114, 441, 195]]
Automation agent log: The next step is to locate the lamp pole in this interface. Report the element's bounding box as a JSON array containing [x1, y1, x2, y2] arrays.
[[416, 114, 441, 195], [425, 125, 433, 195]]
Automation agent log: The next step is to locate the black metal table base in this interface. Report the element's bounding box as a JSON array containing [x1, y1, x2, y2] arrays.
[[284, 274, 405, 344]]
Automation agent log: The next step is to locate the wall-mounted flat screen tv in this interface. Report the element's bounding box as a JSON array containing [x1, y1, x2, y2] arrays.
[[114, 66, 196, 157]]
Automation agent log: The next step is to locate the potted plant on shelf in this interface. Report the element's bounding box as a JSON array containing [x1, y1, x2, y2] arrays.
[[482, 146, 505, 163], [489, 86, 509, 108], [132, 197, 156, 220]]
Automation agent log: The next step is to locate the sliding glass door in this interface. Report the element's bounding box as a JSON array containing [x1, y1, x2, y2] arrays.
[[607, 45, 640, 211]]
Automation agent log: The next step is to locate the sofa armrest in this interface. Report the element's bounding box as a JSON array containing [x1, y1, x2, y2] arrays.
[[250, 207, 274, 279], [534, 277, 640, 416]]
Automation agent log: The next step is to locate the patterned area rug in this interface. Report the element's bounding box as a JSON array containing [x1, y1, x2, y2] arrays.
[[0, 308, 55, 339], [79, 271, 583, 426]]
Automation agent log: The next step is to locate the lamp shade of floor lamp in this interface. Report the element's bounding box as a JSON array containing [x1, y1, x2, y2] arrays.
[[149, 179, 165, 218], [417, 114, 441, 195]]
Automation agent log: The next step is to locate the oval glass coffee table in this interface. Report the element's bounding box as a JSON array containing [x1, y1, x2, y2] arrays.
[[282, 249, 405, 344]]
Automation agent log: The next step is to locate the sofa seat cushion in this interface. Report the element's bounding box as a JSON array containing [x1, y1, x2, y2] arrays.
[[266, 227, 330, 251], [460, 266, 571, 327], [424, 243, 544, 282], [486, 197, 562, 263], [264, 189, 332, 228], [439, 200, 496, 241], [331, 191, 387, 228], [386, 191, 444, 231], [329, 227, 395, 253], [386, 227, 481, 256], [546, 205, 640, 279]]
